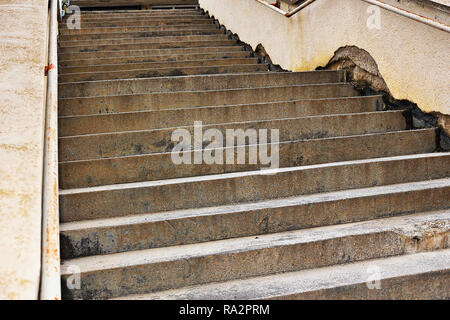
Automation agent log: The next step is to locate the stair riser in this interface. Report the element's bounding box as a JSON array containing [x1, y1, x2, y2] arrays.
[[60, 25, 219, 35], [68, 12, 205, 19], [60, 19, 212, 28], [59, 64, 267, 82], [59, 51, 253, 67], [59, 40, 237, 54], [60, 57, 258, 74], [274, 270, 450, 300], [59, 84, 357, 116], [59, 96, 382, 136], [67, 13, 203, 20], [60, 184, 449, 258], [59, 111, 404, 162], [59, 154, 450, 222], [60, 29, 224, 41], [59, 34, 228, 47], [60, 229, 449, 299], [58, 45, 241, 61], [59, 71, 344, 97], [67, 16, 208, 25], [59, 129, 435, 188]]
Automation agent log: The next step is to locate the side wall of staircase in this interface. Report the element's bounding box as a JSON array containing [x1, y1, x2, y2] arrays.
[[0, 0, 49, 300], [199, 0, 450, 117]]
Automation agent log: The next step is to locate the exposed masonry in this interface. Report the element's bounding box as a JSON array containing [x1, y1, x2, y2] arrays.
[[201, 11, 449, 151], [321, 45, 450, 151]]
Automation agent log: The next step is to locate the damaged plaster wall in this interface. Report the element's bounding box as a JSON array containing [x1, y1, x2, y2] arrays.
[[198, 0, 449, 117], [0, 0, 49, 299], [324, 45, 450, 149]]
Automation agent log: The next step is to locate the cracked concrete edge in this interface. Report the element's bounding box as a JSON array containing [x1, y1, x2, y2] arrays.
[[322, 45, 450, 151]]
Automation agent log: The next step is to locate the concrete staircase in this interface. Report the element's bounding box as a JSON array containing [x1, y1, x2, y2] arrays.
[[58, 6, 450, 300]]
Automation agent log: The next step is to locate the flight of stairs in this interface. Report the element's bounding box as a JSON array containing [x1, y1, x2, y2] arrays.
[[58, 5, 450, 300]]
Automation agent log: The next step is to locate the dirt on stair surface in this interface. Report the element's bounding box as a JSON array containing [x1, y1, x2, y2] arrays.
[[57, 5, 450, 300]]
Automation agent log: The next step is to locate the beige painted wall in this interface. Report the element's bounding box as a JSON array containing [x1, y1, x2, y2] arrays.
[[0, 0, 48, 299], [199, 0, 450, 115]]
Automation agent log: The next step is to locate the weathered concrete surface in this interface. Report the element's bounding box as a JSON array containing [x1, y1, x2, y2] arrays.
[[58, 84, 358, 116], [199, 0, 450, 115], [60, 57, 258, 74], [59, 129, 436, 188], [59, 34, 227, 48], [59, 50, 253, 67], [58, 70, 345, 98], [61, 210, 450, 299], [58, 44, 239, 60], [59, 39, 239, 54], [115, 249, 450, 300], [58, 95, 382, 136], [0, 0, 48, 299], [60, 178, 450, 258], [70, 0, 199, 7], [58, 153, 450, 222], [59, 63, 267, 82], [59, 17, 212, 28], [58, 111, 406, 161]]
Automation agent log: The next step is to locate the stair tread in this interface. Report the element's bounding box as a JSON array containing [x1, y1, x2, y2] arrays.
[[59, 58, 259, 73], [58, 51, 252, 66], [58, 95, 381, 119], [61, 209, 450, 273], [59, 64, 268, 82], [60, 177, 450, 231], [59, 152, 450, 195], [112, 248, 450, 300], [58, 110, 404, 139]]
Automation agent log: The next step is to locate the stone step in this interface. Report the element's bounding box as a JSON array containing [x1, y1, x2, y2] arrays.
[[58, 70, 345, 98], [58, 110, 407, 162], [81, 7, 198, 12], [59, 63, 268, 82], [59, 18, 213, 29], [70, 14, 208, 25], [59, 128, 434, 189], [60, 24, 219, 36], [59, 84, 358, 116], [58, 95, 382, 136], [78, 9, 199, 15], [58, 45, 242, 61], [69, 1, 199, 9], [58, 153, 450, 222], [60, 210, 450, 299], [60, 57, 259, 74], [114, 249, 450, 300], [59, 50, 253, 67], [60, 178, 450, 258], [59, 39, 236, 53], [60, 28, 224, 41], [59, 34, 227, 48]]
